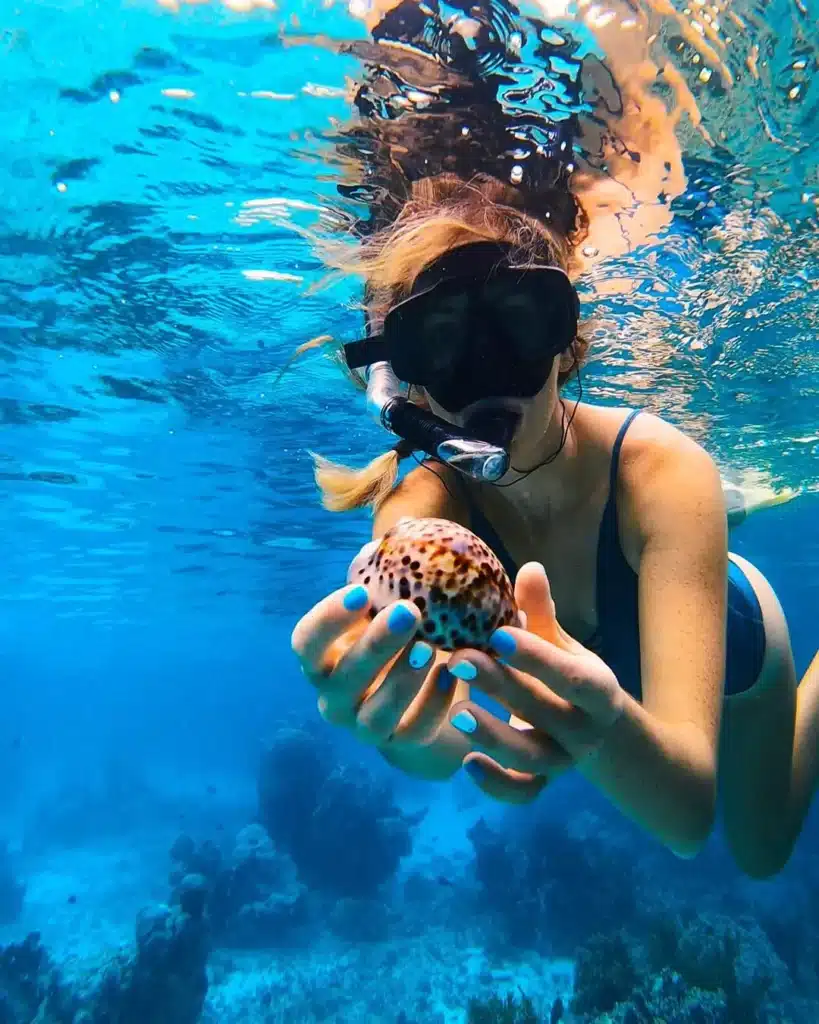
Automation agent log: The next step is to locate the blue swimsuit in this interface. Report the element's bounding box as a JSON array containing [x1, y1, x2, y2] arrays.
[[461, 410, 767, 699]]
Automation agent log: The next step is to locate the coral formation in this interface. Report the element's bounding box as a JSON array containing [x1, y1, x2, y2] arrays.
[[571, 910, 793, 1023], [0, 899, 208, 1024], [258, 725, 423, 899], [467, 809, 638, 954], [169, 824, 307, 948], [0, 932, 76, 1023]]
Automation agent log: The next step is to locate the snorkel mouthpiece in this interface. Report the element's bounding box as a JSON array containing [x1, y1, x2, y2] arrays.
[[463, 405, 520, 451], [364, 362, 510, 482]]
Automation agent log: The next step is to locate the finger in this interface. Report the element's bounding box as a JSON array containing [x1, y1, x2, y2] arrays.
[[394, 661, 464, 743], [291, 583, 372, 680], [326, 600, 422, 710], [448, 700, 573, 776], [514, 561, 561, 645], [462, 753, 547, 805], [487, 627, 620, 720], [354, 642, 451, 744], [448, 649, 603, 756], [449, 649, 578, 726]]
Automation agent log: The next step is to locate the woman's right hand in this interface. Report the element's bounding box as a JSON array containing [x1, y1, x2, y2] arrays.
[[290, 580, 471, 779]]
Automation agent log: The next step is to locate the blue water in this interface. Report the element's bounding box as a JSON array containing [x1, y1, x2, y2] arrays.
[[1, 1, 818, 1021]]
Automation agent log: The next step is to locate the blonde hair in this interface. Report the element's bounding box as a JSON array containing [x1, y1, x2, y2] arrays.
[[308, 173, 589, 513]]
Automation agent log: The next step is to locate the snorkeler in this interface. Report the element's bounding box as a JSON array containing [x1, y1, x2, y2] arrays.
[[289, 0, 819, 881]]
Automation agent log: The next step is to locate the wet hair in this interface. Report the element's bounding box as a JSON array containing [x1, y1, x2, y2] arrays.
[[308, 171, 591, 513]]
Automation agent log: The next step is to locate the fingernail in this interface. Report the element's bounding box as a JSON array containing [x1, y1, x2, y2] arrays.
[[409, 641, 433, 670], [388, 604, 416, 633], [450, 660, 477, 681], [437, 667, 455, 693], [464, 760, 484, 782], [490, 628, 516, 658], [451, 710, 478, 734], [343, 586, 368, 612]]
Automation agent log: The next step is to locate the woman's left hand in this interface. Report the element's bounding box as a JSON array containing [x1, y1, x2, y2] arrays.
[[446, 562, 626, 803]]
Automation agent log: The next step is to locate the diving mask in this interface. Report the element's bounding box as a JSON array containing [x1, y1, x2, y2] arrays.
[[343, 240, 580, 482]]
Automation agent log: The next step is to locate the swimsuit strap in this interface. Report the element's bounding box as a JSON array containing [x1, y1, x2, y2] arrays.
[[593, 409, 644, 694]]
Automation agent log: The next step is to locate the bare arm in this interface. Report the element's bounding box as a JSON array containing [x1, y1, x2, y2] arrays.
[[579, 422, 726, 856]]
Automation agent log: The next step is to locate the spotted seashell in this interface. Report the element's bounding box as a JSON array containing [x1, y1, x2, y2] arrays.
[[346, 517, 520, 651]]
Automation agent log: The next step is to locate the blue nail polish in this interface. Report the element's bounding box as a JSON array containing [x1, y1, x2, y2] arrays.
[[409, 641, 433, 670], [464, 760, 484, 783], [437, 667, 455, 692], [451, 710, 478, 734], [388, 603, 416, 633], [343, 586, 368, 612], [490, 629, 516, 658], [450, 660, 477, 681]]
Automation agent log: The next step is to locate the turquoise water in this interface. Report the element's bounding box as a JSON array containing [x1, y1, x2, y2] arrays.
[[1, 1, 818, 1021]]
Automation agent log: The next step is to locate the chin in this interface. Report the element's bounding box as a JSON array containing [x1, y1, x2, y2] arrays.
[[509, 406, 558, 463]]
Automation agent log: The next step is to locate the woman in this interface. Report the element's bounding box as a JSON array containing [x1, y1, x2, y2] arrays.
[[290, 3, 819, 881]]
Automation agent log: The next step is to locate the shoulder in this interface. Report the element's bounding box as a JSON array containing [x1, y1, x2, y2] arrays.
[[609, 410, 726, 561], [373, 459, 471, 536]]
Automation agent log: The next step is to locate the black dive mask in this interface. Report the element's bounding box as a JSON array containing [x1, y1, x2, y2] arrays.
[[343, 240, 580, 482], [344, 240, 579, 412]]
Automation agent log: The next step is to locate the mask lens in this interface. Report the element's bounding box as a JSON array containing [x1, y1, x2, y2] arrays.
[[482, 273, 575, 362], [388, 284, 470, 384], [385, 267, 577, 384]]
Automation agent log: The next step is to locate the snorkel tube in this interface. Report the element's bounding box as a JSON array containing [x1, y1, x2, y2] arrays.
[[364, 361, 511, 482]]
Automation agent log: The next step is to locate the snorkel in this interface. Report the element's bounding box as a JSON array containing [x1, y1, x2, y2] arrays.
[[363, 360, 512, 482]]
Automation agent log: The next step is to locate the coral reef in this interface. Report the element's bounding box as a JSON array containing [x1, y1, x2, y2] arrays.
[[0, 901, 209, 1023], [258, 725, 423, 899], [467, 808, 638, 955], [0, 932, 76, 1023], [571, 931, 640, 1019], [570, 909, 794, 1023], [169, 824, 307, 947], [0, 840, 24, 926]]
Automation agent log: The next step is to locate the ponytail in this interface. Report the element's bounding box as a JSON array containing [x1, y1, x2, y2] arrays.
[[311, 439, 415, 512]]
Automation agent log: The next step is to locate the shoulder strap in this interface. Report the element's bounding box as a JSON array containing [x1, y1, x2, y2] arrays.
[[609, 409, 642, 493]]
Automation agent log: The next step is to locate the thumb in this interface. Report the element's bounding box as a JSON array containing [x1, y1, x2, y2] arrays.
[[514, 561, 561, 646]]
